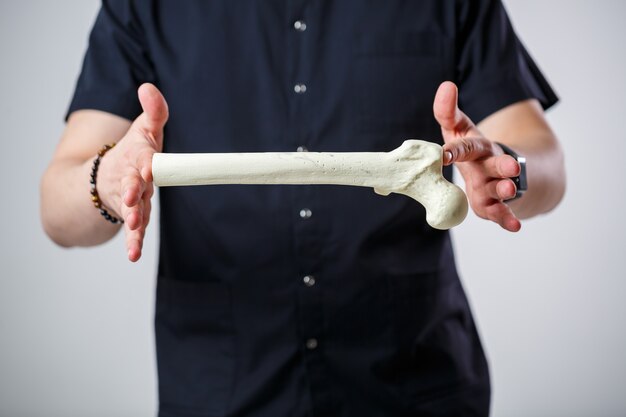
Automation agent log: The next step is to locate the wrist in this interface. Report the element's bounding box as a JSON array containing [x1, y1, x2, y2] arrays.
[[89, 143, 124, 223]]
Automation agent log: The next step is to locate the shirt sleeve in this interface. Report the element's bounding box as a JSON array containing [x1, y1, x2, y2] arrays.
[[66, 0, 155, 121], [455, 0, 558, 123]]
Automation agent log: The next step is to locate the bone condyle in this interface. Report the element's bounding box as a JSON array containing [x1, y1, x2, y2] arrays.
[[152, 140, 468, 229]]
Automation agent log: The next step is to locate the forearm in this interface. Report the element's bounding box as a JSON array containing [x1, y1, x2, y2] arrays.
[[41, 110, 133, 247], [478, 99, 566, 220], [41, 156, 121, 247], [506, 134, 565, 219]]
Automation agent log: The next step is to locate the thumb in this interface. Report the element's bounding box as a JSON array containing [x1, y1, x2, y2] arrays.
[[433, 81, 474, 137], [136, 83, 169, 146], [133, 83, 168, 183]]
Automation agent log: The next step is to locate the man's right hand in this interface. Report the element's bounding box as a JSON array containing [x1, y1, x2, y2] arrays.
[[97, 83, 169, 261]]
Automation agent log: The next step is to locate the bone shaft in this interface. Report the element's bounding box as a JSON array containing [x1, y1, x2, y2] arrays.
[[152, 152, 390, 188]]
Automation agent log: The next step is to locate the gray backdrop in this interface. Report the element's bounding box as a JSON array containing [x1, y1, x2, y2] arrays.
[[1, 1, 625, 416]]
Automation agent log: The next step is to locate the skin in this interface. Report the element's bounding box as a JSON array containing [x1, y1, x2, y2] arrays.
[[40, 81, 565, 261], [435, 81, 565, 232], [41, 84, 166, 262]]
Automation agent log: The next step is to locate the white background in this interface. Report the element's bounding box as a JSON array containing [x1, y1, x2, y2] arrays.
[[1, 1, 625, 416]]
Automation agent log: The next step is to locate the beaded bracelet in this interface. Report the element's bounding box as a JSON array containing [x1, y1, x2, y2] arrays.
[[90, 143, 123, 224]]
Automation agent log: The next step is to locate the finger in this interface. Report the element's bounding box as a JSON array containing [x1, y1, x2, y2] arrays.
[[121, 172, 145, 208], [443, 137, 494, 164], [131, 195, 153, 262], [120, 173, 145, 232], [136, 83, 169, 148], [123, 184, 155, 262], [126, 228, 145, 262], [485, 178, 517, 201], [119, 194, 141, 233], [119, 201, 144, 261], [481, 154, 521, 179], [144, 182, 154, 200], [142, 195, 152, 229], [485, 202, 522, 232], [128, 199, 145, 231], [433, 81, 476, 138], [136, 147, 157, 183]]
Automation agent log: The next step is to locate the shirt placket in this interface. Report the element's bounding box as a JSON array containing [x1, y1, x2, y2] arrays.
[[287, 1, 337, 416]]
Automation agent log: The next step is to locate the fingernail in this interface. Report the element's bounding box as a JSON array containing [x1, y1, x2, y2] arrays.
[[444, 151, 453, 163]]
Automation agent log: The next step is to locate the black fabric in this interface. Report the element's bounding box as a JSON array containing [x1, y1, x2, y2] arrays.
[[68, 1, 557, 416]]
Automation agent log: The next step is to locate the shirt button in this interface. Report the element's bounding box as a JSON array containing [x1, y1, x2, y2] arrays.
[[305, 338, 318, 350], [294, 83, 307, 94], [294, 20, 307, 32], [296, 145, 308, 152], [303, 275, 316, 287], [299, 208, 312, 219]]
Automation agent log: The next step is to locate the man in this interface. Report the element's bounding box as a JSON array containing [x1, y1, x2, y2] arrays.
[[41, 1, 565, 416]]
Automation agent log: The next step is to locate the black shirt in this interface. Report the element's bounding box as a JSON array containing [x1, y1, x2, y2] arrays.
[[68, 1, 557, 416]]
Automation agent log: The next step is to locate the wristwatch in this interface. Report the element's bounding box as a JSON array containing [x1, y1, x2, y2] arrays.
[[496, 142, 527, 201]]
